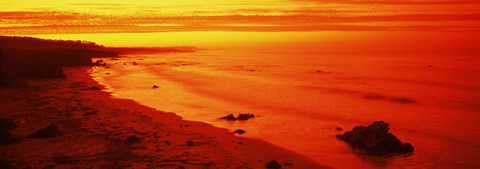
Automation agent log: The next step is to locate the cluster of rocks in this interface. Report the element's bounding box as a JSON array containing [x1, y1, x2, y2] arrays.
[[1, 118, 62, 145], [219, 113, 255, 121], [336, 121, 414, 156], [95, 59, 108, 67], [123, 135, 141, 145]]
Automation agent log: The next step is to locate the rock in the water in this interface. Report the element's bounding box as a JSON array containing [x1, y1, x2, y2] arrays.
[[219, 113, 255, 121], [27, 124, 61, 138], [237, 113, 255, 120], [152, 85, 159, 89], [265, 160, 282, 169], [234, 129, 246, 134], [124, 136, 141, 144], [336, 121, 414, 156], [219, 114, 237, 121], [186, 141, 195, 146]]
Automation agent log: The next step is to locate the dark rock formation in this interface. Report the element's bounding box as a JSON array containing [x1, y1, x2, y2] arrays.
[[27, 124, 61, 138], [124, 136, 141, 144], [336, 121, 414, 156], [219, 114, 237, 121], [237, 113, 255, 120], [234, 129, 246, 134], [86, 86, 101, 90], [186, 141, 195, 146], [152, 85, 159, 89], [391, 98, 416, 104], [219, 113, 255, 121], [265, 160, 282, 169]]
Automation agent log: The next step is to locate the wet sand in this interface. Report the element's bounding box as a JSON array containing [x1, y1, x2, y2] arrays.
[[0, 66, 325, 169]]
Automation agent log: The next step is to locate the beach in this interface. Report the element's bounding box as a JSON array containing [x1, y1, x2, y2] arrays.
[[2, 0, 480, 167], [1, 33, 479, 168], [0, 66, 324, 169]]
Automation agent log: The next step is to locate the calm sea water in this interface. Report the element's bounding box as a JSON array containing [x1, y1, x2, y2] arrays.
[[92, 49, 480, 168]]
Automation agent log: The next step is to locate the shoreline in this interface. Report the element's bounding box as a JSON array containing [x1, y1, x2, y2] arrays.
[[0, 66, 326, 168]]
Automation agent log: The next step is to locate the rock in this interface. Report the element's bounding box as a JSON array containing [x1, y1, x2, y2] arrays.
[[336, 121, 414, 156], [186, 141, 195, 146], [265, 160, 282, 169], [27, 124, 61, 138], [95, 59, 104, 65], [234, 129, 246, 134], [152, 85, 159, 89], [335, 127, 343, 131], [133, 62, 138, 65], [219, 114, 237, 121], [315, 70, 331, 74], [86, 86, 101, 90], [124, 136, 141, 144], [0, 129, 23, 145], [0, 118, 17, 130], [237, 113, 255, 120], [219, 113, 255, 121], [391, 97, 416, 104]]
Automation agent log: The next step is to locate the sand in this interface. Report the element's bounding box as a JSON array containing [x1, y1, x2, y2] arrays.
[[0, 66, 326, 169]]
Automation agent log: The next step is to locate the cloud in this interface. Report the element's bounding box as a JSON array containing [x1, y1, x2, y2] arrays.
[[1, 9, 480, 34]]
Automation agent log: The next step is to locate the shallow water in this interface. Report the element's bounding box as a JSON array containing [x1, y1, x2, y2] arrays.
[[92, 49, 480, 168]]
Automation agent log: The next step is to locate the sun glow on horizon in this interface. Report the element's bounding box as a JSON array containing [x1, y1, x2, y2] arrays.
[[1, 0, 479, 53], [1, 0, 480, 35]]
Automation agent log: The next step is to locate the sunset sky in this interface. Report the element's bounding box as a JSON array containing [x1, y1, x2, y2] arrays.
[[1, 0, 479, 50], [1, 0, 480, 34]]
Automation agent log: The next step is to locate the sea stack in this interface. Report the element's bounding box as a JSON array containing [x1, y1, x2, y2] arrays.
[[336, 121, 414, 156]]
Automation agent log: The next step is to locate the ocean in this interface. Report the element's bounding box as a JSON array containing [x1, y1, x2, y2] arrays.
[[90, 38, 480, 168]]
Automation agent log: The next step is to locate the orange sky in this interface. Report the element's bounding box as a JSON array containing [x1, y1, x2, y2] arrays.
[[1, 0, 480, 34]]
